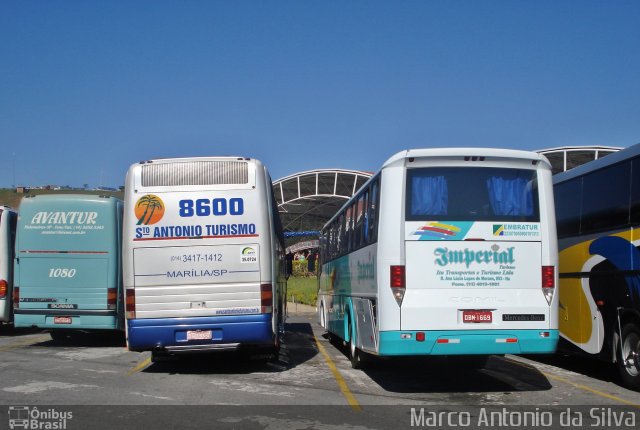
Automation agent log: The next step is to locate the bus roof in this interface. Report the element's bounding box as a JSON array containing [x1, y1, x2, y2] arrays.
[[19, 194, 122, 205], [135, 156, 256, 165], [382, 148, 551, 169], [553, 141, 640, 184]]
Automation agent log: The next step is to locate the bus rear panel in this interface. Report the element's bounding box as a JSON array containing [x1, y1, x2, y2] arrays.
[[124, 157, 284, 356], [13, 195, 123, 331], [384, 161, 558, 355]]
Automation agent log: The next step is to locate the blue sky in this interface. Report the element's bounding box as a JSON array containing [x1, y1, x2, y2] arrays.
[[1, 1, 639, 188]]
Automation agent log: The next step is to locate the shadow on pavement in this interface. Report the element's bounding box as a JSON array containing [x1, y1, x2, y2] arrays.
[[327, 335, 552, 393], [522, 353, 622, 387], [33, 330, 126, 348], [143, 320, 319, 375], [0, 324, 44, 337]]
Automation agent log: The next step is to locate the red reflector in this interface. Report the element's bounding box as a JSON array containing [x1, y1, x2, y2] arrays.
[[596, 300, 605, 307], [13, 287, 19, 308], [506, 338, 518, 343], [542, 266, 555, 289], [125, 289, 135, 318], [416, 332, 425, 342], [261, 283, 273, 307], [390, 265, 405, 288], [437, 339, 448, 344], [0, 280, 7, 298], [107, 288, 117, 305]]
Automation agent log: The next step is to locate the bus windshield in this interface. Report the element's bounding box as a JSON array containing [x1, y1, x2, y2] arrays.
[[406, 167, 540, 222]]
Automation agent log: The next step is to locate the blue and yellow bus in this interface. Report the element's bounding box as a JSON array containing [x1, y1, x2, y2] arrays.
[[13, 195, 124, 340], [554, 142, 640, 390]]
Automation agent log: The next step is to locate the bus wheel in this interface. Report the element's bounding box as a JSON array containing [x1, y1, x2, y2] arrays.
[[348, 318, 366, 369], [617, 323, 640, 390]]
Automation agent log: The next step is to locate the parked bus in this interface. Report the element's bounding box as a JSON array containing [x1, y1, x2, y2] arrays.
[[318, 148, 559, 368], [0, 206, 17, 324], [123, 157, 286, 361], [13, 195, 124, 340], [554, 142, 640, 390]]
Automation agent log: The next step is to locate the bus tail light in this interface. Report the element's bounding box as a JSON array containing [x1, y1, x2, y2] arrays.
[[126, 289, 135, 319], [261, 283, 273, 313], [107, 288, 117, 310], [0, 280, 7, 299], [390, 265, 406, 306], [542, 266, 555, 305], [13, 287, 19, 308]]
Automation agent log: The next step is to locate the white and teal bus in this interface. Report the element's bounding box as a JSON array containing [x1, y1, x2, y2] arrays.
[[13, 195, 124, 339], [318, 148, 559, 368], [0, 206, 17, 324], [123, 157, 286, 361]]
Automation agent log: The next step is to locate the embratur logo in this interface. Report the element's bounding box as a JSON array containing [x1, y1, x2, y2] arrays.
[[493, 225, 505, 236]]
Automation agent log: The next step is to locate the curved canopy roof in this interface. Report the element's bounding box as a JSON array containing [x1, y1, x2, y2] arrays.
[[273, 169, 372, 235], [536, 145, 622, 174]]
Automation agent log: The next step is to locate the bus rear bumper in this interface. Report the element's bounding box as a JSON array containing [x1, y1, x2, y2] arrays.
[[127, 314, 274, 352], [378, 329, 559, 356], [13, 313, 118, 330]]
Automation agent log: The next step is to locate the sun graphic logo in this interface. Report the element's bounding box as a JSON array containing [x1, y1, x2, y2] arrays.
[[135, 194, 165, 225]]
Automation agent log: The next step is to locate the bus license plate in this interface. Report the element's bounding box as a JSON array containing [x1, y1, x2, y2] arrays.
[[463, 310, 492, 323], [53, 316, 72, 325], [187, 330, 212, 341]]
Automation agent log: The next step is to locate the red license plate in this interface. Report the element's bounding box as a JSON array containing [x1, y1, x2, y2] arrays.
[[463, 310, 492, 323], [53, 316, 72, 325]]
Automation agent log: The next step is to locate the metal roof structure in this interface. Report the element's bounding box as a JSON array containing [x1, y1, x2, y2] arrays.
[[275, 145, 627, 248], [536, 145, 622, 175], [273, 169, 372, 241]]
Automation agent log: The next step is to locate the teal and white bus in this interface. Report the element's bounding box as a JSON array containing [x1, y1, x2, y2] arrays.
[[0, 206, 17, 324], [318, 148, 559, 368], [123, 157, 286, 360], [13, 195, 124, 340]]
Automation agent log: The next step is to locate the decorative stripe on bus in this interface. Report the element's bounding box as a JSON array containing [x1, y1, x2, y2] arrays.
[[19, 250, 109, 254], [133, 234, 259, 241]]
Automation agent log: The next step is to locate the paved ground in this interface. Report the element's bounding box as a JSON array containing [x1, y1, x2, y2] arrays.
[[0, 306, 639, 429]]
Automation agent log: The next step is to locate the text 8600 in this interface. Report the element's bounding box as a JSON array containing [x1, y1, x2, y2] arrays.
[[179, 198, 244, 217]]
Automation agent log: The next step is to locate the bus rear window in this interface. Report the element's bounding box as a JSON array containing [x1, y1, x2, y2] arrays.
[[406, 167, 540, 222]]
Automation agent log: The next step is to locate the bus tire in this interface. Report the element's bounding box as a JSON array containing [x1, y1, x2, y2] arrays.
[[348, 317, 366, 369], [617, 323, 640, 390]]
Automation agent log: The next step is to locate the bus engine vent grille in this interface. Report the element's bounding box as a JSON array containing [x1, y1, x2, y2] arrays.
[[141, 161, 249, 186]]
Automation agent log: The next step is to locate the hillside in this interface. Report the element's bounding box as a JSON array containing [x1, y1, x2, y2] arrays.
[[0, 188, 124, 210]]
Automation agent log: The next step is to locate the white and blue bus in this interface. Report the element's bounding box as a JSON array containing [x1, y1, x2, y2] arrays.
[[318, 148, 559, 368], [124, 157, 286, 361], [0, 206, 17, 324]]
